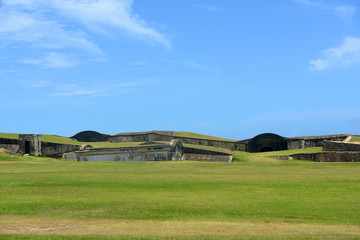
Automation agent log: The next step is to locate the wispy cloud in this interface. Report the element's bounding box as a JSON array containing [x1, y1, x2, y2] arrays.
[[334, 5, 356, 23], [20, 52, 79, 68], [293, 0, 319, 6], [51, 0, 171, 49], [294, 0, 356, 23], [52, 83, 105, 96], [193, 4, 224, 13], [184, 60, 217, 71], [163, 59, 217, 72], [0, 0, 170, 68], [28, 79, 154, 97], [310, 36, 360, 71]]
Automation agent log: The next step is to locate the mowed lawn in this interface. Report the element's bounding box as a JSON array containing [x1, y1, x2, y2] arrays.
[[0, 152, 360, 239]]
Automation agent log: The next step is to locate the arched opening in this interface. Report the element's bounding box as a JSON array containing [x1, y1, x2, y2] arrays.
[[260, 146, 274, 152], [246, 133, 288, 153]]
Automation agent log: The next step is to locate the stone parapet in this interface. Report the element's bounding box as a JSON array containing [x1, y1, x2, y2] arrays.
[[322, 141, 360, 152]]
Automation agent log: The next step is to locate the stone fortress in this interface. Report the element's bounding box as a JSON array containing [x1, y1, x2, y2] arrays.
[[0, 130, 359, 162]]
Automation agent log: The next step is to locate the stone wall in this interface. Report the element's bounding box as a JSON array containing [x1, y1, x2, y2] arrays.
[[182, 147, 233, 162], [75, 141, 184, 162], [109, 133, 152, 143], [291, 152, 360, 162], [108, 132, 245, 151], [78, 149, 172, 161], [41, 142, 82, 158], [287, 135, 349, 149], [182, 153, 232, 162], [0, 138, 20, 154], [322, 141, 360, 152]]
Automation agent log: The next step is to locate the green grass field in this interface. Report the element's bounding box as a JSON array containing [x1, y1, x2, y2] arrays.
[[1, 151, 360, 239], [350, 135, 360, 142]]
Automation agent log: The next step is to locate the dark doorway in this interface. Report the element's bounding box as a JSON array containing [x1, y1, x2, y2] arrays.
[[260, 146, 274, 152], [25, 141, 30, 154]]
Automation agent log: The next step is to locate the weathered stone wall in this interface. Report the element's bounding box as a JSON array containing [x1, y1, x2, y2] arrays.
[[322, 141, 360, 152], [108, 133, 245, 151], [76, 145, 174, 162], [287, 135, 349, 149], [182, 147, 233, 162], [174, 137, 244, 151], [109, 134, 150, 143], [75, 141, 184, 162], [182, 153, 232, 162], [79, 150, 172, 162], [291, 152, 360, 162], [19, 134, 42, 156], [0, 138, 20, 154], [41, 142, 81, 158]]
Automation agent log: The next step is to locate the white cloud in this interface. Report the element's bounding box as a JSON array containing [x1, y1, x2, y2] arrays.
[[310, 36, 360, 71], [51, 0, 171, 49], [28, 79, 153, 97], [0, 0, 170, 67], [334, 5, 356, 23], [294, 0, 356, 23], [20, 52, 79, 68], [52, 84, 105, 96]]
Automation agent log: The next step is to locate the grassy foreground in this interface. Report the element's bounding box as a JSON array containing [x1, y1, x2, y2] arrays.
[[1, 152, 360, 239]]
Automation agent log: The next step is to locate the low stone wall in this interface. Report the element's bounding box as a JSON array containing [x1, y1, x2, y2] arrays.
[[109, 134, 151, 143], [42, 142, 81, 158], [0, 138, 19, 154], [175, 137, 244, 151], [182, 147, 232, 162], [287, 135, 349, 149], [75, 141, 184, 162], [182, 153, 232, 162], [291, 152, 360, 162], [108, 133, 245, 151], [323, 141, 360, 152], [76, 145, 173, 162], [270, 155, 293, 160], [78, 149, 172, 161]]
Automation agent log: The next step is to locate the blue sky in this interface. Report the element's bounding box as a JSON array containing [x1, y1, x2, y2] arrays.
[[1, 0, 360, 140]]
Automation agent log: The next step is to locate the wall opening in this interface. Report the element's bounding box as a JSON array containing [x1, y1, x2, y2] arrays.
[[260, 146, 274, 152], [25, 141, 30, 154]]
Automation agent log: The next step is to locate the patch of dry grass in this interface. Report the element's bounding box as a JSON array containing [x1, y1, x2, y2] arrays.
[[1, 216, 360, 239]]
